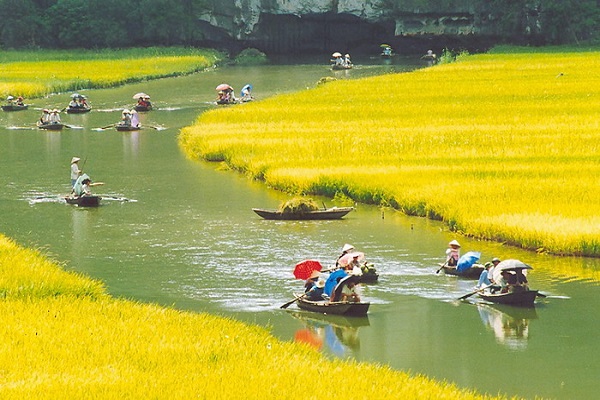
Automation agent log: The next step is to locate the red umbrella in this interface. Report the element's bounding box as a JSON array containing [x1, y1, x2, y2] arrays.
[[293, 259, 323, 280]]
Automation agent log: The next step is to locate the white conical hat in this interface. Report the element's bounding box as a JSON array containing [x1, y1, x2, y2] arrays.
[[342, 243, 355, 252]]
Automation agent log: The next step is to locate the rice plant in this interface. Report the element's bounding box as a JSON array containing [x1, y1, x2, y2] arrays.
[[180, 47, 600, 258], [0, 234, 502, 399], [0, 48, 222, 99]]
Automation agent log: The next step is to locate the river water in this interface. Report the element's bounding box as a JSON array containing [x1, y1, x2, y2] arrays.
[[0, 57, 598, 399]]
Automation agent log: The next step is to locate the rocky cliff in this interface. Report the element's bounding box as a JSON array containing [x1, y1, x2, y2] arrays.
[[195, 0, 505, 54]]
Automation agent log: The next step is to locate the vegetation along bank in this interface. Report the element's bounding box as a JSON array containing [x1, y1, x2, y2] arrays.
[[0, 234, 507, 399], [0, 47, 222, 99], [179, 46, 600, 258]]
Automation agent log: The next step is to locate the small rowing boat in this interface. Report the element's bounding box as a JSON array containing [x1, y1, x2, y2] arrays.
[[252, 206, 353, 220], [37, 122, 64, 130], [133, 104, 152, 112], [66, 106, 91, 114], [478, 289, 538, 307], [2, 104, 28, 111], [440, 265, 484, 279], [115, 123, 141, 131], [65, 195, 101, 207], [295, 295, 370, 316]]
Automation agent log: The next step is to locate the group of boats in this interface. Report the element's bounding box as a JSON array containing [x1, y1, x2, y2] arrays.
[[440, 250, 543, 307], [2, 92, 152, 131], [283, 253, 378, 317]]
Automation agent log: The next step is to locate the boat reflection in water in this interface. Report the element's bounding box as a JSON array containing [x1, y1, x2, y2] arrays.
[[477, 304, 538, 350], [290, 312, 369, 357]]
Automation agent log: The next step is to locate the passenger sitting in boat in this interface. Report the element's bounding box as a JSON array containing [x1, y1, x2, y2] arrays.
[[121, 109, 132, 126], [445, 240, 461, 267], [487, 257, 501, 283], [49, 109, 61, 124], [477, 262, 493, 289], [73, 174, 92, 197], [515, 269, 529, 290], [343, 54, 352, 67], [335, 243, 355, 267], [137, 96, 151, 108], [40, 109, 50, 124], [69, 98, 80, 108], [339, 280, 360, 303], [306, 279, 326, 301], [16, 96, 24, 106], [304, 270, 320, 293], [6, 95, 14, 105], [498, 271, 518, 293]]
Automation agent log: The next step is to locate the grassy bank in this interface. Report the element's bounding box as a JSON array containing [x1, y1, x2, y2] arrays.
[[179, 47, 600, 257], [0, 234, 503, 399], [0, 47, 222, 99]]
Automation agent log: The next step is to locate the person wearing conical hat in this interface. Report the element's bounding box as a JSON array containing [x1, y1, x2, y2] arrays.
[[70, 157, 82, 187], [304, 269, 321, 293], [445, 240, 461, 267], [335, 243, 355, 267]]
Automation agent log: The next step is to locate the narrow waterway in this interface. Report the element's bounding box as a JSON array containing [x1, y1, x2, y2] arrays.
[[0, 57, 598, 399]]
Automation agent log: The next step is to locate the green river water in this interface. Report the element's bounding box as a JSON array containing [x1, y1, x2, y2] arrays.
[[0, 57, 598, 399]]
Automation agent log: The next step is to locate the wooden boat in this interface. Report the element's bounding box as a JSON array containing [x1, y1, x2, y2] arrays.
[[65, 195, 101, 207], [331, 64, 352, 70], [2, 104, 28, 111], [216, 99, 238, 105], [296, 296, 370, 316], [252, 206, 353, 220], [478, 289, 539, 306], [37, 122, 65, 130], [440, 265, 484, 279], [359, 270, 379, 283], [66, 106, 91, 114], [115, 124, 141, 131], [133, 104, 152, 112]]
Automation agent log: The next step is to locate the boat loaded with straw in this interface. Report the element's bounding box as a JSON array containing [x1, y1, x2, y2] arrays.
[[253, 197, 353, 220]]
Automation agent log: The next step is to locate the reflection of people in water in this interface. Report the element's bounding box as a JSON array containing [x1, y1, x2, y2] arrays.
[[478, 305, 531, 350]]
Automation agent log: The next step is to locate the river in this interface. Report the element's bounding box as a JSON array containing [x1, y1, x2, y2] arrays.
[[0, 56, 598, 400]]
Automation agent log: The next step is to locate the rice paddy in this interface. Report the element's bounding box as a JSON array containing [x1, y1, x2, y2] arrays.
[[0, 234, 503, 399], [0, 47, 222, 99], [179, 47, 600, 258]]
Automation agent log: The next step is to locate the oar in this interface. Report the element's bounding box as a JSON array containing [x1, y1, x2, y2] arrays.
[[458, 285, 492, 300], [280, 293, 307, 309], [98, 123, 116, 130], [536, 292, 547, 298], [436, 261, 448, 274]]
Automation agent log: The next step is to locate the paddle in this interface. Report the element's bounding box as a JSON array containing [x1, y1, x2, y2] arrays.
[[280, 293, 307, 309], [99, 123, 116, 130], [536, 292, 547, 298], [436, 261, 448, 274], [458, 284, 492, 300]]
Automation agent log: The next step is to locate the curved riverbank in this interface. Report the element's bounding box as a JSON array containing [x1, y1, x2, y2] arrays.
[[0, 234, 503, 399], [179, 47, 600, 257]]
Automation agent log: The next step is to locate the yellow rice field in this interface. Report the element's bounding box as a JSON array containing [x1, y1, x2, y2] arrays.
[[0, 234, 504, 399], [0, 48, 221, 99], [179, 48, 600, 258]]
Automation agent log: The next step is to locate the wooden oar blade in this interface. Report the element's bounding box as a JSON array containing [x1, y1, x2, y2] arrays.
[[280, 293, 306, 309]]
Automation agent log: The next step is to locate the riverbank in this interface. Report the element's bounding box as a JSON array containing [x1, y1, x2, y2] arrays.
[[179, 46, 600, 257], [0, 47, 223, 99], [0, 234, 503, 399]]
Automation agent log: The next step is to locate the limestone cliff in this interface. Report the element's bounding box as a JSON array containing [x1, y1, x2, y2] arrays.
[[194, 0, 538, 54]]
